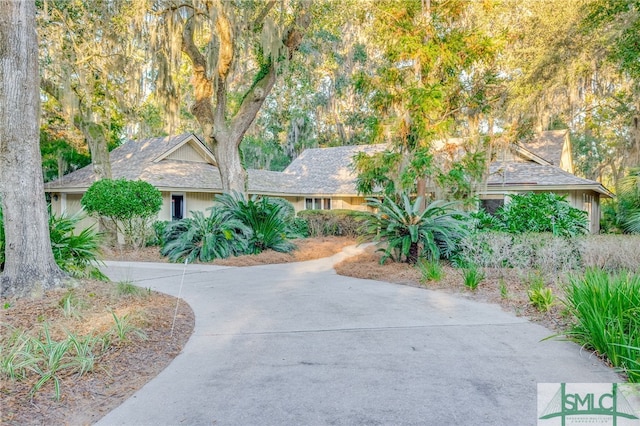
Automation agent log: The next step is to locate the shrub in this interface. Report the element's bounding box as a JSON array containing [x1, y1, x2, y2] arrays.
[[564, 269, 640, 382], [616, 167, 640, 234], [578, 234, 640, 271], [0, 204, 4, 270], [360, 194, 469, 264], [81, 179, 162, 248], [290, 217, 309, 238], [146, 220, 169, 247], [1, 207, 103, 277], [455, 231, 582, 273], [494, 192, 589, 237], [161, 209, 251, 262], [214, 192, 296, 254], [48, 213, 104, 279], [297, 209, 363, 237]]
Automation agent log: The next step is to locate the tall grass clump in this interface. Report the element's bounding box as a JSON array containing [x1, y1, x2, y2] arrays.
[[564, 269, 640, 382], [417, 258, 443, 283], [462, 264, 485, 290]]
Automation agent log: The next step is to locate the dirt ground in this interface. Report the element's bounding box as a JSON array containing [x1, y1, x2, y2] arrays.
[[2, 236, 576, 425], [1, 281, 194, 426]]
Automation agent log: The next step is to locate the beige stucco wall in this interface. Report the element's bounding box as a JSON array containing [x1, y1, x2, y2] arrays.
[[50, 193, 95, 231]]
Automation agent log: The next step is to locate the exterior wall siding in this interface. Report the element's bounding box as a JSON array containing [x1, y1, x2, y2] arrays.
[[167, 144, 207, 162]]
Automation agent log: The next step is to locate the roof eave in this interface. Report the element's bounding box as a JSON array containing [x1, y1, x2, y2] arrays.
[[485, 183, 614, 198]]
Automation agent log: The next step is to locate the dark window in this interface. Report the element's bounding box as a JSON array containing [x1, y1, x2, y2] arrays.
[[171, 194, 184, 220], [480, 199, 504, 215], [304, 197, 332, 210]]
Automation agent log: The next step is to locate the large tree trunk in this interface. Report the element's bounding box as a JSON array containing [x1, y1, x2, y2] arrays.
[[0, 0, 66, 298], [76, 119, 112, 180], [180, 2, 312, 194]]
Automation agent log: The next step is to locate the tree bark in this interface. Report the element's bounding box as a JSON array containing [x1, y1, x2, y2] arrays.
[[75, 118, 112, 180], [0, 0, 66, 298]]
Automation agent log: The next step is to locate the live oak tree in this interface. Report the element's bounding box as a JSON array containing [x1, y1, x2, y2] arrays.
[[148, 0, 313, 193], [0, 0, 66, 298], [37, 0, 152, 181]]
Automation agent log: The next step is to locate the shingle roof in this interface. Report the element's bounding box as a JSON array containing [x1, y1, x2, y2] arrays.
[[45, 133, 611, 198], [282, 144, 387, 195], [45, 134, 198, 190], [487, 161, 611, 195], [518, 129, 566, 166]]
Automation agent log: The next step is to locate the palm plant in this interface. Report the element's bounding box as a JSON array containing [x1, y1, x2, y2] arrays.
[[360, 194, 469, 264], [48, 212, 104, 279], [214, 192, 296, 254], [161, 209, 251, 262]]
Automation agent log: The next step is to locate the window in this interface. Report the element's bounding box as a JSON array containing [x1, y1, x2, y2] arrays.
[[171, 194, 185, 220], [480, 198, 504, 215], [583, 193, 593, 227], [305, 197, 331, 210]]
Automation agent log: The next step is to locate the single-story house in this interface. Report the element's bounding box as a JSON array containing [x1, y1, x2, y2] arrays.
[[45, 130, 612, 233]]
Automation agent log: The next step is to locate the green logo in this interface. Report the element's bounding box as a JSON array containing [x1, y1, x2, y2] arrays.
[[539, 383, 640, 425]]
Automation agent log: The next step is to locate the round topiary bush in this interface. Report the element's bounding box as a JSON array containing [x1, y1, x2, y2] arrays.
[[82, 178, 162, 248]]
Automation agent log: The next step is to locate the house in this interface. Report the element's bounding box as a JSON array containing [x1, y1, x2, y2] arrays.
[[45, 130, 612, 233]]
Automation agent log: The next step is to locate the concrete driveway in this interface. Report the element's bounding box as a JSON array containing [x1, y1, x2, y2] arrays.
[[96, 247, 621, 426]]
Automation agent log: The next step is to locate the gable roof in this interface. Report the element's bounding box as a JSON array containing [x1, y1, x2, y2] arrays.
[[516, 129, 574, 172], [45, 134, 312, 195]]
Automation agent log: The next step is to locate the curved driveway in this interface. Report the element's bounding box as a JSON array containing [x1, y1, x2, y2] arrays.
[[97, 246, 621, 426]]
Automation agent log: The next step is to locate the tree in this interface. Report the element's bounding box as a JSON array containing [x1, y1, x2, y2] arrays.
[[149, 0, 313, 193], [37, 0, 158, 180], [352, 0, 499, 205], [0, 0, 66, 298]]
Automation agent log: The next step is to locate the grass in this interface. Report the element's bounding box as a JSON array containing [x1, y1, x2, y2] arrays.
[[116, 280, 146, 297], [59, 290, 83, 318], [109, 311, 147, 343], [462, 264, 485, 290], [417, 258, 444, 283], [564, 268, 640, 382], [499, 278, 509, 299], [528, 286, 555, 312]]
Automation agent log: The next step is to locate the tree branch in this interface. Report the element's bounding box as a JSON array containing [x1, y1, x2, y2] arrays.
[[252, 1, 276, 30], [228, 0, 313, 143], [181, 12, 215, 136]]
